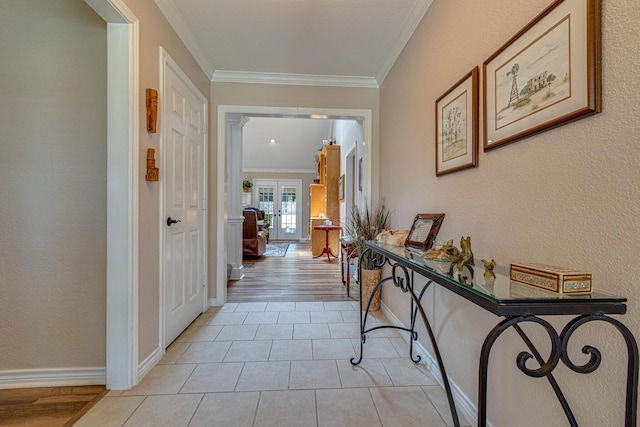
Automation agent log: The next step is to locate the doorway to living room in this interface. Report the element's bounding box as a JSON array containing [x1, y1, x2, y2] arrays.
[[217, 106, 372, 306]]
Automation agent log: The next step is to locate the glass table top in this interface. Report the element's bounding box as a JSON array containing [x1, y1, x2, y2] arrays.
[[367, 241, 626, 314]]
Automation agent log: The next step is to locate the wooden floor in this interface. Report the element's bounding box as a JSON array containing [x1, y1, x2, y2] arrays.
[[228, 242, 358, 303], [0, 385, 107, 427]]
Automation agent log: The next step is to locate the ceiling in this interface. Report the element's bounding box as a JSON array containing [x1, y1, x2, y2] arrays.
[[155, 0, 433, 87], [242, 117, 348, 173]]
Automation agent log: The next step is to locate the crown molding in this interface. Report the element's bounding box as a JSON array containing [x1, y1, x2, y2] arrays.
[[154, 0, 215, 79], [212, 70, 379, 88], [376, 0, 434, 85]]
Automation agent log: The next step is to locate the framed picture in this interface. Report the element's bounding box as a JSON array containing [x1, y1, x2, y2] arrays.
[[405, 213, 445, 250], [436, 67, 479, 176], [358, 158, 363, 192], [483, 0, 601, 151], [338, 174, 345, 201]]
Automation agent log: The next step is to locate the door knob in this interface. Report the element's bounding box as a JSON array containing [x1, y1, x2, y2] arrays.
[[167, 217, 182, 226]]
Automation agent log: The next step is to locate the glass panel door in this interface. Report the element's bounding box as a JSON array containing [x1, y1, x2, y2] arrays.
[[254, 179, 302, 241]]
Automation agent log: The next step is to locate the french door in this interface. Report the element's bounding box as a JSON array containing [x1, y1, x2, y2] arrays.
[[254, 179, 302, 241]]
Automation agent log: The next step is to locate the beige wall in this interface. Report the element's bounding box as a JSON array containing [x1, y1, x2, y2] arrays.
[[0, 0, 212, 377], [379, 0, 640, 425], [121, 0, 212, 363], [210, 82, 379, 299], [0, 1, 107, 370]]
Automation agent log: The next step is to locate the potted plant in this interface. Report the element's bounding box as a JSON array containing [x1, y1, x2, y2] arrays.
[[346, 199, 390, 311], [242, 180, 253, 192]]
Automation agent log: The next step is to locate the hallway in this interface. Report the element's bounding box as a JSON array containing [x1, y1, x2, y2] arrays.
[[75, 301, 469, 426], [227, 242, 357, 303]]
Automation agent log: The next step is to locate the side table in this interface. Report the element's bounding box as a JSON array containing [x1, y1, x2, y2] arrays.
[[312, 225, 342, 262]]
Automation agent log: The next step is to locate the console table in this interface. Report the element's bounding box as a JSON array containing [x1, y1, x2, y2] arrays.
[[351, 241, 638, 427]]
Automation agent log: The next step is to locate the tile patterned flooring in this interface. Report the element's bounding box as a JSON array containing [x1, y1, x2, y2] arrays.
[[76, 301, 471, 426]]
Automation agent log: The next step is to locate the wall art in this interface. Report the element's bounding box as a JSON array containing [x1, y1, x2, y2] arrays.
[[436, 67, 479, 176], [483, 0, 601, 151]]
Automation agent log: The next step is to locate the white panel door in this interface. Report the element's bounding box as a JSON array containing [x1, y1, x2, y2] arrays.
[[254, 179, 302, 241], [163, 60, 206, 346]]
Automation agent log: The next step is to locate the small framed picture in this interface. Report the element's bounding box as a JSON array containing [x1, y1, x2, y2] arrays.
[[405, 213, 446, 250], [358, 158, 363, 192], [436, 67, 479, 176], [338, 174, 345, 201]]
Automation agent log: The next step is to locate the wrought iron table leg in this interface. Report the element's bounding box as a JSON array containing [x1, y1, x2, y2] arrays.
[[479, 314, 639, 427]]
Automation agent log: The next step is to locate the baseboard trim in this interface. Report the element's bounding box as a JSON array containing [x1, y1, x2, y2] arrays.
[[0, 367, 106, 389], [138, 346, 162, 381], [380, 302, 489, 427]]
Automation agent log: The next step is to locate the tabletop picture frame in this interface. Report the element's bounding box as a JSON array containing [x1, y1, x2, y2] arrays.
[[405, 213, 445, 250], [483, 0, 602, 151], [436, 67, 479, 176]]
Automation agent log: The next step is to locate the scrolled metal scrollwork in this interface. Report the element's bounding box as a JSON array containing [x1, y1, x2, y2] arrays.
[[391, 263, 411, 293], [559, 313, 638, 426], [560, 314, 606, 374], [512, 318, 563, 378]]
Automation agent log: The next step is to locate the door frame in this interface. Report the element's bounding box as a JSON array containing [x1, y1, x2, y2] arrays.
[[159, 48, 208, 350], [84, 0, 139, 390], [216, 106, 373, 307]]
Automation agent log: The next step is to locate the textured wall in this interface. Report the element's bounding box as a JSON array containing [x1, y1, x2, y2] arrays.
[[0, 0, 212, 377], [0, 1, 107, 370], [379, 0, 640, 425]]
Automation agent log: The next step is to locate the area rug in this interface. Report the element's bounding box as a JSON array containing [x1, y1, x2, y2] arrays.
[[263, 243, 290, 257]]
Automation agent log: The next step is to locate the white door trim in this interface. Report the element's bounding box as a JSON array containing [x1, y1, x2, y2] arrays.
[[159, 47, 209, 350], [84, 0, 139, 390], [216, 106, 372, 307]]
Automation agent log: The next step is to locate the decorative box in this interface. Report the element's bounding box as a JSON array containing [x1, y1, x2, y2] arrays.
[[509, 263, 592, 294]]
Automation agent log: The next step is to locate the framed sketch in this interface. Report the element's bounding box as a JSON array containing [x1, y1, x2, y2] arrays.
[[338, 174, 345, 201], [436, 67, 479, 176], [405, 213, 445, 250], [358, 158, 363, 192], [483, 0, 601, 151]]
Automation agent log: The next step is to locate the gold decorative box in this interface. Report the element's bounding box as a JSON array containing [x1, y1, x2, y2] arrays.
[[509, 263, 592, 294]]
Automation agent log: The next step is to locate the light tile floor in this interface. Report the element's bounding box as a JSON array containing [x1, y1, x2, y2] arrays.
[[76, 302, 471, 427]]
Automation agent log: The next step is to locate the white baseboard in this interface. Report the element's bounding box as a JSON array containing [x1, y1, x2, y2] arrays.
[[380, 302, 490, 427], [138, 346, 162, 382], [230, 265, 246, 280], [0, 367, 106, 389]]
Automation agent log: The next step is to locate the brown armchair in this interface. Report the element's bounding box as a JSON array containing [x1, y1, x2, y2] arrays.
[[243, 209, 268, 257], [256, 210, 270, 243]]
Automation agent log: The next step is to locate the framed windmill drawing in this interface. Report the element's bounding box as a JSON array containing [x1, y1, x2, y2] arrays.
[[483, 0, 602, 151]]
